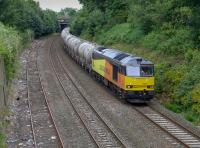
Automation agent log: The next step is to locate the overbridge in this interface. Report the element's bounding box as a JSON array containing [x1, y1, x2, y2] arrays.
[[58, 17, 70, 31]]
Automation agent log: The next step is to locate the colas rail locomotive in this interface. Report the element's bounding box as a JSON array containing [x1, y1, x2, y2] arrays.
[[61, 28, 155, 103]]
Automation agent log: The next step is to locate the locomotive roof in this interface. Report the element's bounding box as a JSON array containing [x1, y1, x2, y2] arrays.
[[62, 29, 153, 66], [95, 47, 153, 66]]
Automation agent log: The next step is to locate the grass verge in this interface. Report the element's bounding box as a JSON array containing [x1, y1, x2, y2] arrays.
[[0, 107, 10, 148]]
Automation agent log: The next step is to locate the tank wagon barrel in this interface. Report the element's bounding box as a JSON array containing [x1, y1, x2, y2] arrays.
[[61, 28, 155, 103]]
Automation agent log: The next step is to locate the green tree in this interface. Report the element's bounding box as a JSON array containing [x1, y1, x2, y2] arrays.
[[0, 0, 58, 37], [58, 8, 76, 18]]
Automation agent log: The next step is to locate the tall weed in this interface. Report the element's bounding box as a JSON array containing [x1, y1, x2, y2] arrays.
[[0, 22, 31, 80]]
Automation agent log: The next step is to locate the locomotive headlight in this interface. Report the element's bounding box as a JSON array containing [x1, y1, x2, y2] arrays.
[[147, 85, 154, 89], [126, 85, 133, 88]]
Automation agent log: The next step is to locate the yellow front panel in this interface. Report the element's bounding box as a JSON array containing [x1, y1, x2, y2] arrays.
[[125, 77, 155, 91], [92, 59, 106, 77]]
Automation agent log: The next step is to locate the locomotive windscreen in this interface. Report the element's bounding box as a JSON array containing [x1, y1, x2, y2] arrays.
[[140, 65, 154, 77], [126, 65, 154, 77]]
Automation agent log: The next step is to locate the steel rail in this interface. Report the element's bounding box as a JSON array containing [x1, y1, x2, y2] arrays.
[[48, 38, 100, 148], [133, 106, 189, 147], [133, 105, 200, 148], [149, 106, 200, 147], [150, 106, 200, 140], [26, 48, 37, 148], [27, 40, 64, 148], [36, 39, 65, 148]]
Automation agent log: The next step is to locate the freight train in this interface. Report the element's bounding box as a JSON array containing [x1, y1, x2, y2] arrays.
[[61, 28, 155, 103]]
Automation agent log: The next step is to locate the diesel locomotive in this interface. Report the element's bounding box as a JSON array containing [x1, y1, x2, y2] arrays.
[[61, 28, 155, 103]]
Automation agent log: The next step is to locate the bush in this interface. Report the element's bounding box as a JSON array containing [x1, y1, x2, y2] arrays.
[[192, 83, 200, 115], [95, 23, 130, 44], [164, 64, 187, 95], [154, 61, 171, 93], [142, 24, 195, 55], [21, 29, 34, 46], [70, 9, 105, 37], [0, 107, 9, 148], [171, 63, 200, 111], [0, 132, 6, 148], [184, 111, 199, 124], [164, 103, 182, 113], [95, 23, 144, 45], [0, 0, 58, 38], [0, 23, 30, 80]]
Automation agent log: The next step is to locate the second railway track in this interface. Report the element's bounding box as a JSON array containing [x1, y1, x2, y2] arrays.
[[49, 38, 126, 148], [27, 40, 64, 148]]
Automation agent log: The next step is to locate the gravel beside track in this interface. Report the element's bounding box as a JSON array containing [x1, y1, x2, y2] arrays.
[[27, 40, 63, 148], [7, 46, 33, 147]]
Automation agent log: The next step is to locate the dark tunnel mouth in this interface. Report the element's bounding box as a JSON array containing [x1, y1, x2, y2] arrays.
[[60, 24, 68, 31]]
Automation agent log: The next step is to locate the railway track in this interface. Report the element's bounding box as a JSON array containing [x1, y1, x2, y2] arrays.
[[49, 38, 126, 148], [27, 41, 64, 148], [133, 106, 200, 147]]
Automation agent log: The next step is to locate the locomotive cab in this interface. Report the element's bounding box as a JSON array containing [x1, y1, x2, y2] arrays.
[[123, 58, 155, 103]]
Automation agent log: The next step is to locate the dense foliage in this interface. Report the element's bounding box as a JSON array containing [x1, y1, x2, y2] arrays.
[[0, 23, 31, 80], [0, 0, 59, 37], [57, 8, 76, 18], [0, 23, 29, 145], [0, 0, 60, 80], [71, 0, 200, 124]]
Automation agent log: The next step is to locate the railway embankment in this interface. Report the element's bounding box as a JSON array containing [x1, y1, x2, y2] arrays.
[[0, 24, 33, 147], [0, 57, 8, 148]]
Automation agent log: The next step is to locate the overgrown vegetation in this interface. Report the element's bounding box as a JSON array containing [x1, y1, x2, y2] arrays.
[[57, 7, 76, 18], [71, 0, 200, 124], [0, 107, 10, 148], [0, 23, 30, 79], [0, 0, 59, 37], [0, 0, 59, 80]]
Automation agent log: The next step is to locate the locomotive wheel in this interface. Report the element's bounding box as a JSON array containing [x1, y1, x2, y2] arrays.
[[119, 90, 126, 99]]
